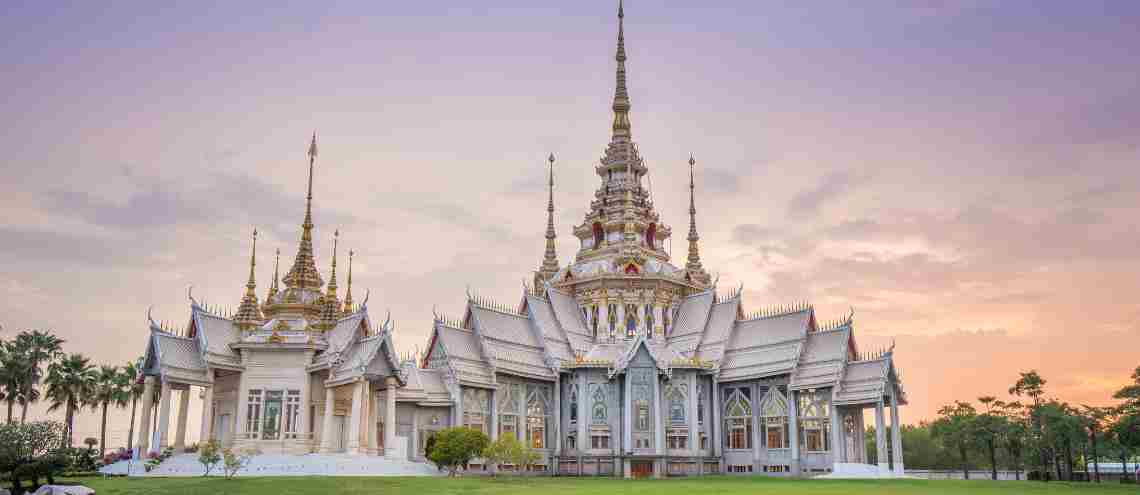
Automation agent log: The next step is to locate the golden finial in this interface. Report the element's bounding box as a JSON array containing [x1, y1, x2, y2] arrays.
[[343, 249, 354, 315], [234, 227, 264, 330]]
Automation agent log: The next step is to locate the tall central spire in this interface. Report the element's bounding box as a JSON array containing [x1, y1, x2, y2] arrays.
[[537, 153, 560, 287], [685, 155, 709, 285], [282, 132, 325, 294], [611, 0, 631, 139]]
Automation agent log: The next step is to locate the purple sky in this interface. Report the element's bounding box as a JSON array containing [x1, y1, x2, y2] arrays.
[[2, 1, 1139, 446]]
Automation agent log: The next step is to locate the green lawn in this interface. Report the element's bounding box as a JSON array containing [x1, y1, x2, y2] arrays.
[[57, 476, 1140, 495]]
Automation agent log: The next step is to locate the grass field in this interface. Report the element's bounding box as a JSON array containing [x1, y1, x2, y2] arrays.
[[57, 475, 1140, 495]]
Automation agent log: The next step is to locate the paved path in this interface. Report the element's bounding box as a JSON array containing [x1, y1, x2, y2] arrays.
[[99, 453, 442, 477]]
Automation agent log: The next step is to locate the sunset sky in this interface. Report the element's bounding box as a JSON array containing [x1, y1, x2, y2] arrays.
[[2, 1, 1139, 446]]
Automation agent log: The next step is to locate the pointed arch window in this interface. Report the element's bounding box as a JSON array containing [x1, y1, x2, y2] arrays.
[[569, 384, 579, 424], [798, 388, 831, 452], [625, 304, 637, 338], [666, 384, 686, 424], [591, 385, 607, 424], [607, 304, 617, 338], [759, 387, 790, 449], [724, 388, 752, 450], [697, 383, 705, 426], [526, 385, 550, 449], [645, 304, 655, 337], [591, 306, 600, 338], [593, 222, 604, 247], [462, 388, 489, 435]]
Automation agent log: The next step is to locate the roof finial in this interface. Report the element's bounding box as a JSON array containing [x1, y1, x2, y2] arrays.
[[536, 153, 560, 287], [267, 248, 281, 304], [234, 228, 265, 330], [327, 229, 340, 298], [685, 155, 709, 284], [343, 249, 355, 315], [282, 132, 325, 295], [611, 0, 631, 138]]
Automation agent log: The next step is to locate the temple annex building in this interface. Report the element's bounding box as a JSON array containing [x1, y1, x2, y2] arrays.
[[138, 2, 908, 479]]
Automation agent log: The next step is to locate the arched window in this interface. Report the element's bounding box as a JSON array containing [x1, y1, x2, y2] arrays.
[[759, 387, 790, 449], [646, 223, 656, 247], [568, 385, 579, 424], [645, 304, 654, 337], [666, 385, 686, 424], [697, 383, 705, 426], [593, 222, 604, 247], [591, 306, 599, 338], [798, 389, 831, 452], [591, 385, 607, 423], [462, 388, 489, 435], [607, 304, 617, 338], [526, 386, 549, 449], [724, 388, 753, 450], [499, 383, 522, 439], [625, 304, 637, 338]]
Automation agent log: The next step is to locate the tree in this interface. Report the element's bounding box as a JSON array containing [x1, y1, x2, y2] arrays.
[[997, 401, 1029, 480], [1082, 405, 1111, 483], [975, 396, 1007, 480], [427, 427, 490, 477], [12, 330, 64, 423], [221, 448, 254, 479], [482, 435, 540, 476], [198, 439, 222, 476], [44, 353, 95, 448], [932, 401, 978, 479], [1111, 412, 1140, 483], [88, 364, 129, 456], [0, 339, 24, 423], [1112, 366, 1140, 413], [0, 421, 68, 493], [1009, 370, 1048, 480], [122, 360, 144, 453]]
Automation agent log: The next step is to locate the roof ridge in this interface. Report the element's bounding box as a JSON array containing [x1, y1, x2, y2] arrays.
[[740, 301, 813, 322]]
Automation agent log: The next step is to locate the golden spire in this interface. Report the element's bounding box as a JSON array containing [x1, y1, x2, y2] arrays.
[[327, 229, 340, 299], [342, 249, 354, 315], [315, 230, 341, 331], [266, 248, 280, 304], [611, 0, 631, 139], [686, 155, 708, 283], [538, 153, 559, 282], [282, 132, 325, 293], [234, 228, 265, 330]]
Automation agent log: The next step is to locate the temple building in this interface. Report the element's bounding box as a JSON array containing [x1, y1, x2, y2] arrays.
[[137, 2, 907, 479]]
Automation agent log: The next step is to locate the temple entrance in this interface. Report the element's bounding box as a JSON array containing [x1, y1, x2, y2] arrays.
[[215, 414, 229, 443], [631, 460, 653, 479]]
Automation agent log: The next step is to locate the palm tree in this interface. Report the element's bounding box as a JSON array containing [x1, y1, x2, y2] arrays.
[[13, 330, 65, 423], [45, 353, 96, 448], [88, 365, 129, 455], [122, 360, 145, 451], [0, 339, 22, 422]]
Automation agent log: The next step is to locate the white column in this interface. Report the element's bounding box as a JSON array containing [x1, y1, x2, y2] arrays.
[[688, 375, 699, 456], [199, 370, 215, 445], [300, 352, 313, 445], [234, 351, 248, 439], [554, 374, 562, 452], [319, 386, 336, 453], [830, 404, 844, 464], [385, 376, 398, 458], [137, 376, 156, 455], [653, 374, 664, 478], [788, 388, 800, 476], [157, 380, 173, 449], [711, 377, 721, 458], [174, 387, 190, 450], [890, 392, 904, 475], [347, 380, 364, 452], [490, 387, 499, 441], [875, 400, 888, 475], [367, 384, 379, 454], [576, 374, 587, 452]]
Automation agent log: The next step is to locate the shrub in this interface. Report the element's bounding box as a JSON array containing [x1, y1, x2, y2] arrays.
[[0, 421, 68, 494], [222, 448, 255, 479], [427, 427, 489, 477], [198, 439, 221, 477]]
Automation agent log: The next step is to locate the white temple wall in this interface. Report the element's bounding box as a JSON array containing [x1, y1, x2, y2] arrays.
[[232, 349, 315, 454]]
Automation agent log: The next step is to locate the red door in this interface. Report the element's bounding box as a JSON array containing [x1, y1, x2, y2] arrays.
[[632, 461, 653, 479]]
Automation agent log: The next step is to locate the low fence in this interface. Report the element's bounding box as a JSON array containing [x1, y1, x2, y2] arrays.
[[906, 469, 1026, 480]]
